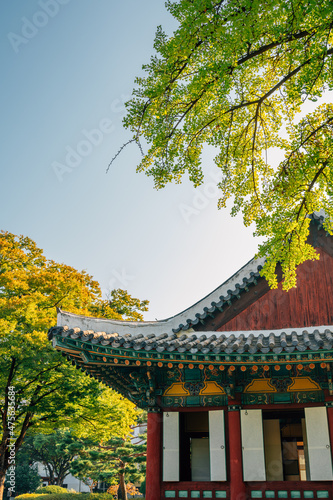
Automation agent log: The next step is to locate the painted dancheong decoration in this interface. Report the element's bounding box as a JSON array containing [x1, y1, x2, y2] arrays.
[[49, 214, 333, 500]]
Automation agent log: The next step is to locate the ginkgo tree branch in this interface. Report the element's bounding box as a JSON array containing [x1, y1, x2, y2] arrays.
[[137, 48, 333, 162], [296, 159, 331, 222], [117, 0, 333, 290], [282, 116, 333, 172], [128, 24, 326, 145], [138, 30, 324, 124]]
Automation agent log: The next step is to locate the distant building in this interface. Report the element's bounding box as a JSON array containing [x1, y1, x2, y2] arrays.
[[49, 214, 333, 500], [36, 424, 146, 492], [37, 463, 90, 492]]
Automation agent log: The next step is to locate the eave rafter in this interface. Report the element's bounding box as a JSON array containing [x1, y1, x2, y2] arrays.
[[52, 332, 333, 407], [52, 331, 333, 368], [53, 337, 333, 380]]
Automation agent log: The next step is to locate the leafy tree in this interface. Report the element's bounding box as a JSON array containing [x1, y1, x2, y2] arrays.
[[4, 450, 41, 495], [70, 431, 146, 500], [21, 430, 78, 486], [91, 288, 149, 321], [0, 231, 148, 499], [119, 0, 333, 289]]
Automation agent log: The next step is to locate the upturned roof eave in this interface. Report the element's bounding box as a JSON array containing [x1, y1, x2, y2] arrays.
[[49, 324, 333, 357]]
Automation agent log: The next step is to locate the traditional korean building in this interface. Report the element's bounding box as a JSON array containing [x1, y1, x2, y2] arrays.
[[49, 214, 333, 500]]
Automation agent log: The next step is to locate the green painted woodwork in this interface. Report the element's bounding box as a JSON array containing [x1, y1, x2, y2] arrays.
[[265, 492, 275, 498], [292, 391, 325, 403], [243, 394, 271, 405], [52, 334, 329, 409], [277, 492, 288, 499], [215, 492, 227, 498], [251, 492, 263, 498], [162, 394, 228, 408], [243, 391, 324, 406], [54, 335, 333, 365], [165, 491, 176, 498], [290, 492, 301, 498], [190, 492, 200, 498], [272, 393, 291, 403], [186, 396, 201, 406], [304, 492, 314, 499], [317, 492, 329, 498], [203, 492, 213, 498], [179, 492, 189, 498], [185, 368, 201, 379]]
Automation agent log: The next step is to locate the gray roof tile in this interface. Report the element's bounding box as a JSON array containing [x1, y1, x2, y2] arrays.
[[48, 325, 333, 356]]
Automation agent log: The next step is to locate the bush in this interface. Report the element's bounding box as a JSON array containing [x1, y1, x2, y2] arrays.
[[34, 496, 77, 500], [16, 494, 114, 500], [37, 486, 69, 494], [79, 495, 114, 500], [15, 495, 45, 500]]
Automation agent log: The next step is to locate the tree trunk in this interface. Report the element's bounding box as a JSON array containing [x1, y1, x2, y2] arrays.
[[118, 473, 127, 500], [0, 430, 10, 500], [48, 469, 55, 485], [88, 480, 95, 493], [0, 471, 6, 500], [57, 460, 71, 487], [56, 471, 65, 486]]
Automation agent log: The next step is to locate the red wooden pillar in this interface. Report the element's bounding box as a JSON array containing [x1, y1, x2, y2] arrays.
[[146, 411, 162, 500], [228, 406, 247, 500]]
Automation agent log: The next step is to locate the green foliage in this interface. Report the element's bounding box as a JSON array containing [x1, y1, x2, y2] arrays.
[[16, 495, 45, 500], [70, 431, 146, 500], [36, 486, 69, 494], [122, 0, 333, 289], [22, 432, 79, 487], [4, 453, 41, 495], [91, 289, 149, 321], [16, 495, 114, 500], [0, 231, 148, 498], [70, 436, 146, 483], [139, 478, 146, 495]]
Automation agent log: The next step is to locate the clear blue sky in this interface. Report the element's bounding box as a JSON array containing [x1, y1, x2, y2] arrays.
[[0, 1, 293, 320]]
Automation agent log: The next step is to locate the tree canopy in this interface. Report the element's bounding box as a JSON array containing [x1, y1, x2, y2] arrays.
[[0, 231, 148, 498], [70, 431, 146, 500], [16, 431, 76, 487], [4, 448, 41, 496], [120, 0, 333, 290]]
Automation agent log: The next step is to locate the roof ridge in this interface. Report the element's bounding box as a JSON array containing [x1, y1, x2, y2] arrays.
[[57, 256, 265, 335]]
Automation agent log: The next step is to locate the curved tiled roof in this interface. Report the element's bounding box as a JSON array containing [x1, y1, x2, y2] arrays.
[[48, 324, 333, 356], [54, 213, 331, 338], [56, 256, 265, 335]]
